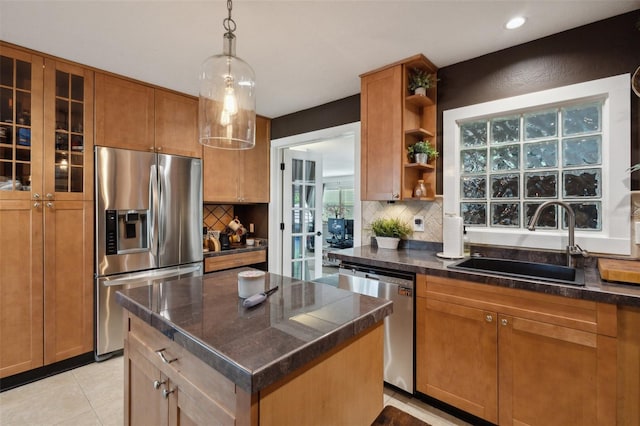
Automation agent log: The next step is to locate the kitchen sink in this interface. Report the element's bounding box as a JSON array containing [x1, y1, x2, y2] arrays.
[[448, 257, 585, 286]]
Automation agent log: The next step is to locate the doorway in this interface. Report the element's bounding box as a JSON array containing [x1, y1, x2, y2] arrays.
[[268, 122, 361, 279]]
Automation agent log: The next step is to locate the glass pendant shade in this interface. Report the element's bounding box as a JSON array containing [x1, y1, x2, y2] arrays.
[[199, 34, 256, 149]]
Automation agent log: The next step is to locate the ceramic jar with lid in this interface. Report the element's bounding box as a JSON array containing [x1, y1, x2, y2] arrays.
[[413, 180, 428, 198]]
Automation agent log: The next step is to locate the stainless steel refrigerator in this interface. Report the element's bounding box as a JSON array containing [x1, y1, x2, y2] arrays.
[[94, 146, 203, 359]]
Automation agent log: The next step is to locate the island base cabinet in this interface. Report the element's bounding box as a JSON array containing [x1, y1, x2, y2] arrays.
[[416, 275, 617, 426], [124, 311, 383, 426]]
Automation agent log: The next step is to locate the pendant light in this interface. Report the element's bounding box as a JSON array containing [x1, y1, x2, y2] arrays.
[[199, 0, 256, 149]]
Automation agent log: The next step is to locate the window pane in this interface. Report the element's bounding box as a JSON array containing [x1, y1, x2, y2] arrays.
[[292, 209, 302, 233], [460, 121, 487, 147], [491, 174, 519, 198], [490, 145, 519, 171], [569, 202, 601, 230], [491, 116, 520, 144], [292, 159, 303, 181], [461, 176, 487, 199], [525, 140, 557, 169], [461, 148, 487, 174], [562, 135, 601, 166], [525, 202, 557, 229], [525, 110, 557, 140], [525, 172, 557, 198], [461, 202, 487, 226], [491, 203, 520, 227], [292, 184, 302, 208], [291, 236, 302, 259], [563, 104, 601, 136], [563, 168, 601, 197], [305, 160, 316, 183]]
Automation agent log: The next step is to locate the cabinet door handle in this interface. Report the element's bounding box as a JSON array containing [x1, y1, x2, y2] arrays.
[[153, 380, 165, 390], [46, 202, 54, 209], [501, 318, 508, 326], [485, 314, 493, 322], [162, 388, 175, 399], [33, 193, 41, 199], [392, 193, 400, 199], [155, 348, 177, 364], [46, 193, 53, 199], [156, 146, 163, 151], [34, 202, 41, 208]]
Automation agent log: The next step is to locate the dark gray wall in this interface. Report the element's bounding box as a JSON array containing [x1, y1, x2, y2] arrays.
[[270, 10, 640, 191]]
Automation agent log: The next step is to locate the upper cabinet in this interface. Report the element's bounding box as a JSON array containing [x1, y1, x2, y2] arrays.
[[203, 115, 270, 203], [95, 73, 200, 158], [360, 54, 438, 201]]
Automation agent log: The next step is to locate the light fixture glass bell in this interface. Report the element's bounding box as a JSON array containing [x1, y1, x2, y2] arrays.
[[199, 1, 256, 150]]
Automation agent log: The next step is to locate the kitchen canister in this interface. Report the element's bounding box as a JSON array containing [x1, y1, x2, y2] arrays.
[[237, 270, 266, 298]]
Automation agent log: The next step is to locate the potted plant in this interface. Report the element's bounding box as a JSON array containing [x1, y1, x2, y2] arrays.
[[370, 218, 412, 249], [407, 140, 438, 164], [408, 68, 436, 96]]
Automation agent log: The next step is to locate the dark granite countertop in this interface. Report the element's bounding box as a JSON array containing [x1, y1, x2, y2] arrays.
[[115, 267, 392, 393], [328, 245, 640, 308]]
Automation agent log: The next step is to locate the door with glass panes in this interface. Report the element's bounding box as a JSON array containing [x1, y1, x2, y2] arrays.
[[0, 46, 93, 377], [282, 149, 323, 280]]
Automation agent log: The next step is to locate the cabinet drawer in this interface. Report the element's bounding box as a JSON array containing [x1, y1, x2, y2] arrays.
[[127, 314, 237, 418], [419, 275, 615, 334], [205, 250, 266, 273]]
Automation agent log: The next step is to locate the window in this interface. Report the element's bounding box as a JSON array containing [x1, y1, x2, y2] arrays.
[[444, 74, 631, 255]]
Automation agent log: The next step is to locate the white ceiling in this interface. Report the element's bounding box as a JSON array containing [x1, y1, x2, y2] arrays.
[[1, 1, 639, 119]]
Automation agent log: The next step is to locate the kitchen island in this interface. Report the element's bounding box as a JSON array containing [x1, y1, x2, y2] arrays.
[[116, 267, 392, 426]]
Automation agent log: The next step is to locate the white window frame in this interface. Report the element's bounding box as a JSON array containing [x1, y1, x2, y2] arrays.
[[443, 74, 631, 255]]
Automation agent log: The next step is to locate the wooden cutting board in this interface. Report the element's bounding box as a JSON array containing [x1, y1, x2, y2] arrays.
[[598, 258, 640, 284]]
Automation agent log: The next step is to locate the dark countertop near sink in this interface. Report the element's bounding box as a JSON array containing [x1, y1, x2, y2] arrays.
[[329, 245, 640, 308], [115, 267, 392, 394]]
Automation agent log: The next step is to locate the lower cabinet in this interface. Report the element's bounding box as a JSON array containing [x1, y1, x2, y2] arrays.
[[416, 274, 617, 426], [125, 315, 241, 426]]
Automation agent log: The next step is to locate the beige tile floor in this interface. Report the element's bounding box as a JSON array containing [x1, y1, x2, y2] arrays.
[[1, 355, 470, 426]]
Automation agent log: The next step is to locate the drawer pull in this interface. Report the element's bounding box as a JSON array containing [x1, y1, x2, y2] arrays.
[[501, 318, 508, 326], [155, 348, 177, 364], [153, 380, 166, 389], [485, 314, 493, 323], [162, 388, 175, 398]]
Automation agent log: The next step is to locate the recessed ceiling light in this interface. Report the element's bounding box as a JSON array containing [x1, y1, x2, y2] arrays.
[[505, 16, 526, 30]]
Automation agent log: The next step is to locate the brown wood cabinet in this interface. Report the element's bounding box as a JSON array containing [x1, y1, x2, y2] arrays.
[[204, 250, 267, 273], [95, 73, 200, 158], [416, 274, 617, 425], [203, 115, 270, 203], [0, 45, 94, 377], [124, 311, 383, 425], [360, 54, 437, 201]]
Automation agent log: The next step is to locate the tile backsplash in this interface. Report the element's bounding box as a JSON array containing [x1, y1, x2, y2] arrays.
[[203, 204, 234, 232], [361, 197, 443, 246]]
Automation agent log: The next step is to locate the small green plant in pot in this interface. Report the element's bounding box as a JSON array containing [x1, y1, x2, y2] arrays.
[[407, 140, 438, 164], [370, 218, 413, 249], [408, 68, 436, 96]]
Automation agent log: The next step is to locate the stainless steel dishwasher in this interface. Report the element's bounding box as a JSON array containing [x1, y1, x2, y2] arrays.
[[338, 263, 415, 393]]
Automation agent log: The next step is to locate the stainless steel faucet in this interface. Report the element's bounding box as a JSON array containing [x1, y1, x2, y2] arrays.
[[527, 200, 588, 267]]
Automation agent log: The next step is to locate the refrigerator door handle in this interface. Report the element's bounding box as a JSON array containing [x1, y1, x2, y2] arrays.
[[150, 163, 158, 257], [100, 264, 202, 287]]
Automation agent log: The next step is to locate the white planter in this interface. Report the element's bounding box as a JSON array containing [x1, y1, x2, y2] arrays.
[[375, 236, 400, 249], [414, 87, 427, 96]]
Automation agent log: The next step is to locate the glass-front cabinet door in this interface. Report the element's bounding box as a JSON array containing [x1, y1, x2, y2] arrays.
[[44, 59, 93, 201], [0, 47, 43, 200]]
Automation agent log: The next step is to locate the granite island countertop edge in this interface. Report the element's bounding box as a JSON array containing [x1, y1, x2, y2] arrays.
[[115, 276, 392, 394]]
